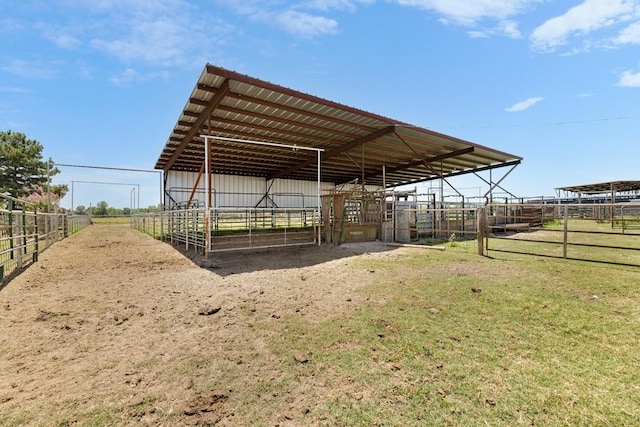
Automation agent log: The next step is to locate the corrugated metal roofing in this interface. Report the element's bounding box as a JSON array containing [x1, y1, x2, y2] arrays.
[[155, 63, 522, 187], [556, 181, 640, 194]]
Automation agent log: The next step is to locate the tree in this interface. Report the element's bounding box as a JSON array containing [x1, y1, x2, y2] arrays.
[[21, 183, 67, 211], [0, 130, 66, 201], [94, 200, 109, 216], [75, 205, 87, 215]]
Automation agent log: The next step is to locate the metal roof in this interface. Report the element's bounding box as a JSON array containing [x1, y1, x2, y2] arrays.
[[155, 64, 522, 187], [556, 180, 640, 194]]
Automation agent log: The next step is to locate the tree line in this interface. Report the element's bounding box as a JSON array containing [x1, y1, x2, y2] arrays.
[[1, 130, 160, 215], [0, 130, 66, 211], [74, 201, 161, 216]]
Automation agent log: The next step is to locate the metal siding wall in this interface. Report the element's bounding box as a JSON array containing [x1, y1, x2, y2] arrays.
[[214, 175, 263, 208], [270, 178, 334, 208], [165, 171, 201, 206], [165, 172, 335, 208]]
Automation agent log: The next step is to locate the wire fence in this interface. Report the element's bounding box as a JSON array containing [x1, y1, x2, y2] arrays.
[[1, 195, 91, 284]]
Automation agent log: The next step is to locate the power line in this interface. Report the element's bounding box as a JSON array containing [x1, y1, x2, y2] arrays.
[[55, 163, 160, 174], [55, 163, 163, 208], [440, 115, 632, 131]]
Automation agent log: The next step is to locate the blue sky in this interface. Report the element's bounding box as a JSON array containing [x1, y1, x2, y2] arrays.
[[1, 0, 639, 209]]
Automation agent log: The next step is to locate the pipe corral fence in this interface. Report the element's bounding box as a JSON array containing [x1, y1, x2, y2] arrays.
[[132, 193, 640, 267], [0, 195, 91, 284], [483, 202, 640, 267], [131, 207, 318, 253]]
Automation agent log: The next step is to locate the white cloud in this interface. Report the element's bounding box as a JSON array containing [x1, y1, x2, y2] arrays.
[[55, 0, 235, 67], [218, 1, 340, 38], [278, 11, 339, 37], [303, 0, 374, 12], [109, 68, 141, 86], [109, 68, 170, 86], [252, 10, 339, 37], [617, 69, 640, 86], [49, 33, 82, 49], [394, 0, 538, 26], [467, 19, 522, 39], [1, 59, 60, 79], [468, 30, 490, 38], [393, 0, 534, 39], [530, 0, 636, 51], [221, 0, 528, 39], [59, 0, 187, 16], [615, 20, 640, 44], [505, 97, 544, 112], [92, 18, 190, 66], [213, 0, 263, 16], [499, 20, 522, 39]]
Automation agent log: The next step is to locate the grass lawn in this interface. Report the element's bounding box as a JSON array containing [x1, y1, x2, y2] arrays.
[[90, 216, 132, 224], [263, 247, 640, 426]]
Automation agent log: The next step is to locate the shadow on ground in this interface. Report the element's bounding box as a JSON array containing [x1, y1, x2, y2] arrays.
[[177, 241, 394, 277]]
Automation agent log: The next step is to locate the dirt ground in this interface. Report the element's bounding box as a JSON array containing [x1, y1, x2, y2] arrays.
[[0, 223, 403, 425]]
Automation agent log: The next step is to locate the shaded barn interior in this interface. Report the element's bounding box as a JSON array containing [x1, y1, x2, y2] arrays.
[[154, 64, 522, 251]]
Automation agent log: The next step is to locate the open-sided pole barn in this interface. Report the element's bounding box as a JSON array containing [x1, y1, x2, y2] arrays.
[[154, 64, 522, 252], [556, 181, 640, 204]]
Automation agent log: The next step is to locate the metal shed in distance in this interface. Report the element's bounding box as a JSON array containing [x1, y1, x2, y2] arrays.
[[556, 181, 640, 203]]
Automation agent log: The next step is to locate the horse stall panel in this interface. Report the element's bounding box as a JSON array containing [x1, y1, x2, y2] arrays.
[[211, 229, 316, 252]]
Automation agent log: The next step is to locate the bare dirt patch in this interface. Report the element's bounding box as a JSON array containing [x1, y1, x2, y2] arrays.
[[0, 224, 402, 425]]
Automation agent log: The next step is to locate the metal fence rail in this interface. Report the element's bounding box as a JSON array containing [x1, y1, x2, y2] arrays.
[[132, 207, 319, 253], [485, 203, 640, 267], [1, 198, 91, 283], [130, 213, 168, 240], [132, 202, 640, 267]]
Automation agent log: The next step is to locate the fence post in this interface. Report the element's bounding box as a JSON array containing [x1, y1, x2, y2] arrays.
[[33, 206, 39, 262], [169, 211, 174, 244], [16, 206, 23, 268], [160, 212, 164, 240], [22, 205, 27, 256], [477, 207, 486, 256], [8, 200, 14, 261], [563, 205, 568, 259]]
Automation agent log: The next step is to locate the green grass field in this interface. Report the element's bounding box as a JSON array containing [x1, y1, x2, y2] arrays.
[[91, 216, 132, 224], [257, 247, 640, 425], [488, 220, 640, 266]]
